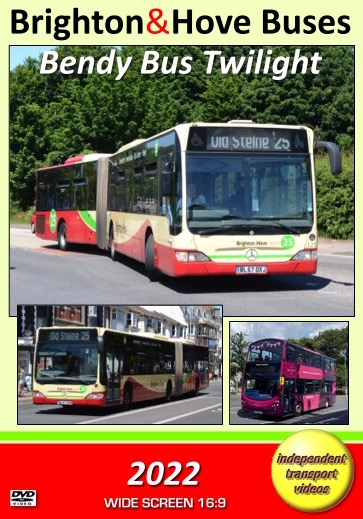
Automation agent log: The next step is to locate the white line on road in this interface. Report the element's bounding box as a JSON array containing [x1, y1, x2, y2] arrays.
[[152, 404, 221, 424], [320, 254, 353, 259], [76, 396, 212, 425]]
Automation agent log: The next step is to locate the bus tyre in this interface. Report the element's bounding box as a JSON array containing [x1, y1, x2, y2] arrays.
[[195, 379, 200, 397], [165, 381, 172, 402], [145, 234, 160, 281], [325, 398, 330, 408], [109, 227, 117, 261], [58, 223, 68, 251], [123, 385, 132, 411], [294, 401, 303, 417]]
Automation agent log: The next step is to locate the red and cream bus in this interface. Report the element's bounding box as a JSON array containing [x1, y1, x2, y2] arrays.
[[35, 121, 341, 279], [241, 338, 336, 418], [32, 327, 209, 408], [35, 153, 109, 250]]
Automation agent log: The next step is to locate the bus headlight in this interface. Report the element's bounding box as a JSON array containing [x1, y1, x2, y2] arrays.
[[85, 393, 104, 400], [33, 391, 45, 398], [292, 250, 318, 261], [175, 251, 210, 262]]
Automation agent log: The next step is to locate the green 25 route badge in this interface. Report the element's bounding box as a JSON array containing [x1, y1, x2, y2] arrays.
[[49, 209, 57, 233], [281, 235, 295, 249]]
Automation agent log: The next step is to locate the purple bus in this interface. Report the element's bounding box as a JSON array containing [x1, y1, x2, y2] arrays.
[[241, 338, 336, 418]]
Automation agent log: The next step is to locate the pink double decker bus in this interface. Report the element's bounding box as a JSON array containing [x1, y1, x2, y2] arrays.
[[241, 338, 336, 418]]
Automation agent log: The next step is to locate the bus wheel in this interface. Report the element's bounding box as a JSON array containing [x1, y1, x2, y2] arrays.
[[325, 398, 330, 408], [165, 381, 172, 402], [195, 380, 200, 397], [145, 234, 160, 281], [123, 385, 132, 411], [294, 401, 303, 417], [58, 223, 68, 251], [109, 227, 117, 261]]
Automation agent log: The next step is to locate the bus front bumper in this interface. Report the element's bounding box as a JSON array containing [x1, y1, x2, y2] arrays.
[[241, 399, 282, 417], [32, 392, 106, 407], [156, 243, 317, 277], [165, 256, 317, 277]]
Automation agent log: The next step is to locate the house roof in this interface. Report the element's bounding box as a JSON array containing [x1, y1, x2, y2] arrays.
[[139, 306, 187, 326]]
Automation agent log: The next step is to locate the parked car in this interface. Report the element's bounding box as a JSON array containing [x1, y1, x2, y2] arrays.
[[30, 212, 36, 233]]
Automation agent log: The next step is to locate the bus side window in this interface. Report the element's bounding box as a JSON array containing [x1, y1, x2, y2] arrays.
[[286, 346, 295, 362], [296, 379, 304, 395]]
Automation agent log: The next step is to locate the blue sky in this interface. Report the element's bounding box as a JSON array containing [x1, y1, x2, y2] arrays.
[[229, 321, 348, 344], [10, 46, 56, 70]]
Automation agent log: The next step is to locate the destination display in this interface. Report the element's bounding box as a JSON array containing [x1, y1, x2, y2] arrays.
[[187, 126, 309, 153], [38, 328, 98, 343]]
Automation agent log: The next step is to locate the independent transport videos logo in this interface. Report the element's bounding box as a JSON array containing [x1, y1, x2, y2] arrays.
[[10, 490, 37, 506]]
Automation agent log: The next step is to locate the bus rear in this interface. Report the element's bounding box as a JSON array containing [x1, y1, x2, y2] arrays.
[[32, 327, 106, 407], [180, 343, 209, 396], [35, 154, 109, 250]]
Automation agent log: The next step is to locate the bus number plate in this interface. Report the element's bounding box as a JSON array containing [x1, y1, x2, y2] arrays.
[[57, 400, 73, 406], [236, 266, 267, 274]]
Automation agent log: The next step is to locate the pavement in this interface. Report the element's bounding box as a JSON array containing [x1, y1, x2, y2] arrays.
[[318, 238, 354, 257], [17, 392, 33, 402], [11, 224, 354, 257]]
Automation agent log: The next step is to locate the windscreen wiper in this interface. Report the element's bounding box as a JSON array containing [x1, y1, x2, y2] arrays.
[[258, 219, 301, 235], [197, 217, 303, 236]]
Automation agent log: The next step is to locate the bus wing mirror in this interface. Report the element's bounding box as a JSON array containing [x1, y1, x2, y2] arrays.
[[161, 162, 174, 197], [97, 336, 104, 354], [315, 141, 342, 175]]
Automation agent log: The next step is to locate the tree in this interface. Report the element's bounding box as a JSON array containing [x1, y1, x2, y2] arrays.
[[289, 327, 348, 393], [10, 43, 354, 237], [230, 332, 249, 390], [315, 327, 349, 393]]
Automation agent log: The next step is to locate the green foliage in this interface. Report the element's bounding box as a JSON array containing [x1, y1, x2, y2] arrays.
[[315, 153, 354, 239], [287, 327, 348, 392], [10, 45, 354, 238], [229, 331, 249, 387]]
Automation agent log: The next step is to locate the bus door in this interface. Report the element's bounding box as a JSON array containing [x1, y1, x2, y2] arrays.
[[283, 379, 295, 415], [105, 344, 122, 404]]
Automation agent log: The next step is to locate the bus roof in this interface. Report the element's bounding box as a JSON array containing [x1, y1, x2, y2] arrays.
[[116, 139, 146, 153], [109, 121, 313, 157], [37, 153, 110, 171], [250, 338, 335, 360], [36, 326, 207, 347]]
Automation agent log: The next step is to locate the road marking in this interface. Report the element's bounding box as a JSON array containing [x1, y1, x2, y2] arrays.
[[32, 248, 80, 256], [320, 254, 353, 259], [306, 418, 342, 424], [153, 404, 221, 424], [76, 396, 212, 424]]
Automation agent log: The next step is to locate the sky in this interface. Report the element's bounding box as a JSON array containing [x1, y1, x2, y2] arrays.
[[229, 321, 348, 344], [10, 46, 55, 70]]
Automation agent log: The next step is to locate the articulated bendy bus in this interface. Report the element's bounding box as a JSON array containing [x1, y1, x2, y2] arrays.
[[35, 121, 341, 280], [32, 327, 209, 408]]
